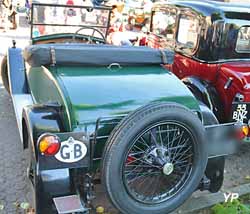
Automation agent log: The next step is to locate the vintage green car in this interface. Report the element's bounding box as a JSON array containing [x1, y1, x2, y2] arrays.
[[0, 3, 243, 214]]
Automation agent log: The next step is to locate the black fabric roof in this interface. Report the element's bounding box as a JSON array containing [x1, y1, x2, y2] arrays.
[[23, 44, 174, 67]]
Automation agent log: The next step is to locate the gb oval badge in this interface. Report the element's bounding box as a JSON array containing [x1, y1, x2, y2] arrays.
[[55, 137, 87, 163]]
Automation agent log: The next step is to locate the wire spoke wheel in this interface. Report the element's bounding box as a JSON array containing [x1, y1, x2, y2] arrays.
[[123, 122, 194, 204], [102, 103, 207, 214]]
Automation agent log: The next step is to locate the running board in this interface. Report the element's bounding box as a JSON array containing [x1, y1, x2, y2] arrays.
[[53, 195, 89, 214]]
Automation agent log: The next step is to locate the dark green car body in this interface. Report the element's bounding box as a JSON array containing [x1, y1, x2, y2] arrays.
[[27, 63, 200, 160], [28, 65, 199, 130]]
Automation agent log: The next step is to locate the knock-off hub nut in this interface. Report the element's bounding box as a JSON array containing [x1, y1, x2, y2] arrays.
[[163, 163, 174, 175]]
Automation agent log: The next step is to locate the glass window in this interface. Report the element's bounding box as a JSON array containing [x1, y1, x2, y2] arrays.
[[31, 4, 110, 38], [151, 9, 177, 41], [177, 15, 199, 51], [236, 26, 250, 52]]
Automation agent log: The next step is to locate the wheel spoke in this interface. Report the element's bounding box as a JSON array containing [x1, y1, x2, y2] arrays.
[[150, 129, 159, 147], [129, 151, 145, 156], [158, 126, 164, 148], [168, 128, 178, 152], [126, 155, 161, 169], [170, 131, 184, 159], [172, 138, 189, 160], [127, 171, 162, 184], [137, 137, 150, 148], [133, 144, 146, 153], [126, 164, 160, 168], [174, 148, 192, 162]]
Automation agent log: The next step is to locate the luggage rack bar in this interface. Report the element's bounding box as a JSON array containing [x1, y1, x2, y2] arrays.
[[85, 114, 127, 169], [94, 114, 127, 142]]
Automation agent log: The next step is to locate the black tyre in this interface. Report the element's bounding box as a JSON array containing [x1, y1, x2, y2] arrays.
[[0, 55, 10, 93], [25, 135, 37, 213], [27, 136, 54, 214], [25, 129, 47, 214], [102, 102, 208, 214]]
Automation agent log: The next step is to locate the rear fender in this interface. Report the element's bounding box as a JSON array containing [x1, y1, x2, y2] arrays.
[[22, 105, 80, 209], [183, 77, 224, 122], [199, 101, 218, 126], [22, 104, 65, 155]]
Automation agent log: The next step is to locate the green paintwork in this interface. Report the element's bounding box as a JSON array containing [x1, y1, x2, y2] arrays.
[[27, 64, 200, 129], [27, 66, 73, 131], [27, 64, 200, 164], [57, 65, 200, 127]]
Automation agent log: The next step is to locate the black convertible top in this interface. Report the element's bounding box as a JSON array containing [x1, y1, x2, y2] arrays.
[[23, 44, 174, 67]]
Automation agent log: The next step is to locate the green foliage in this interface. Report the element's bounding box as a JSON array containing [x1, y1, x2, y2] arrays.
[[241, 194, 250, 204], [212, 199, 250, 214], [0, 204, 3, 210]]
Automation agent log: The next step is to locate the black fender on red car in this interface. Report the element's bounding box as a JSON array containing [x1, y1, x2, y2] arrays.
[[182, 76, 225, 122]]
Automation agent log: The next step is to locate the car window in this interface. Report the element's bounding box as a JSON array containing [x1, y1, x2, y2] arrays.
[[236, 26, 250, 53], [177, 15, 199, 53], [31, 4, 110, 39], [151, 8, 177, 43]]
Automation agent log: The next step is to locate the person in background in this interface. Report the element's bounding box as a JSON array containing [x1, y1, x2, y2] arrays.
[[25, 0, 31, 20], [1, 0, 17, 30], [64, 0, 81, 25], [107, 2, 124, 43], [0, 0, 6, 30], [66, 0, 74, 5], [8, 2, 17, 29]]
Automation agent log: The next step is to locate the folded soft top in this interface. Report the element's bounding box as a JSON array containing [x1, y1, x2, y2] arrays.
[[23, 43, 174, 67]]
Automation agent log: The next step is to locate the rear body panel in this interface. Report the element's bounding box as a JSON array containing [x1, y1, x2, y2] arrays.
[[26, 64, 200, 161], [26, 65, 200, 131]]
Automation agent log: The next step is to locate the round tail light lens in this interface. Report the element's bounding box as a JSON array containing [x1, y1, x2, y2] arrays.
[[38, 134, 61, 156], [236, 124, 249, 140]]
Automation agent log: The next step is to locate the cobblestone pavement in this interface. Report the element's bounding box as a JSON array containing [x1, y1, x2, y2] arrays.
[[0, 23, 31, 214], [0, 84, 31, 214]]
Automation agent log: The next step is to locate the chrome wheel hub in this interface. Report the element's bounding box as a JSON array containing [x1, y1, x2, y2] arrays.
[[163, 162, 174, 175]]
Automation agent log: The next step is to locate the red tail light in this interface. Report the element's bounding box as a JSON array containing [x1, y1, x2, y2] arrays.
[[236, 124, 249, 140], [38, 134, 61, 156]]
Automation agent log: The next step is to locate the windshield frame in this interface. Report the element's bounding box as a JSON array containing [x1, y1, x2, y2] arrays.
[[30, 3, 112, 41]]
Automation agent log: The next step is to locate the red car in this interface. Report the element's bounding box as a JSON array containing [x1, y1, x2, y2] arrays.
[[148, 0, 250, 124]]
